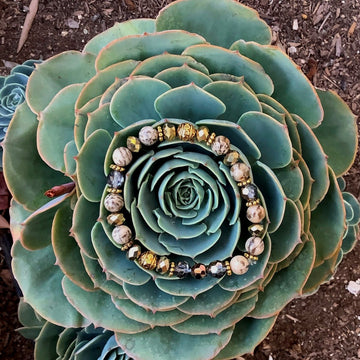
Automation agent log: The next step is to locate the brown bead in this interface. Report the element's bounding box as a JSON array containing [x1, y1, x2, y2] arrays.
[[245, 236, 265, 256], [156, 256, 170, 274], [138, 251, 158, 270], [104, 193, 124, 212], [196, 126, 210, 142], [106, 213, 125, 226], [139, 126, 158, 146], [191, 263, 207, 279], [230, 255, 249, 275], [163, 123, 176, 141], [223, 151, 241, 166], [112, 147, 133, 166], [211, 135, 230, 155], [177, 123, 196, 141], [230, 162, 250, 182], [112, 225, 132, 245], [246, 205, 266, 223]]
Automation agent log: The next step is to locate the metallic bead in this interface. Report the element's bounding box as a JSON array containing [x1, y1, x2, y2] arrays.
[[106, 187, 122, 194], [156, 256, 170, 274], [174, 261, 191, 278], [110, 164, 125, 171], [162, 123, 176, 141], [241, 184, 258, 201], [248, 224, 265, 237], [237, 179, 252, 187], [196, 126, 210, 142], [206, 132, 216, 146], [207, 260, 227, 278], [121, 240, 133, 251], [138, 251, 158, 270], [223, 151, 241, 166], [177, 123, 196, 141], [127, 244, 142, 260], [112, 225, 132, 245], [191, 263, 207, 279], [126, 136, 141, 152], [246, 199, 261, 207], [112, 147, 133, 167], [104, 193, 124, 212], [139, 126, 158, 146], [107, 212, 125, 226], [168, 261, 176, 277], [224, 260, 232, 276], [230, 255, 249, 275], [230, 162, 250, 182], [211, 135, 230, 155], [107, 170, 125, 189], [244, 252, 258, 265], [246, 205, 266, 223], [245, 236, 265, 256], [157, 126, 164, 142]]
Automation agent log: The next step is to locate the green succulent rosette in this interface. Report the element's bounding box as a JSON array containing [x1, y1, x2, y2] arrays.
[[4, 0, 359, 359], [17, 298, 132, 360]]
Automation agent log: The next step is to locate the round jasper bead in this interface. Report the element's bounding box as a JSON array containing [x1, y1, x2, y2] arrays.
[[174, 261, 191, 278], [177, 123, 196, 141], [241, 184, 258, 201], [104, 193, 124, 212], [107, 170, 125, 189], [163, 123, 176, 141], [191, 263, 207, 279], [230, 162, 250, 182], [112, 225, 132, 245], [196, 126, 210, 142], [245, 236, 265, 256], [126, 136, 141, 152], [223, 151, 240, 166], [207, 260, 227, 278], [106, 212, 125, 226], [112, 147, 133, 167], [230, 255, 249, 275], [211, 135, 230, 155], [248, 224, 265, 237], [127, 244, 142, 260], [139, 126, 158, 146], [246, 205, 266, 223], [138, 251, 158, 270], [156, 256, 170, 274]]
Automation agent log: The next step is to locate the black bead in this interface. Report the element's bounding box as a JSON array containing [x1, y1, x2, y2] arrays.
[[107, 170, 125, 189], [191, 263, 207, 279], [241, 184, 258, 201], [174, 261, 191, 278], [207, 260, 227, 278]]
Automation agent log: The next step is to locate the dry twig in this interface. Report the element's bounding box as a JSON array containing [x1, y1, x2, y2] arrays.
[[17, 0, 39, 53]]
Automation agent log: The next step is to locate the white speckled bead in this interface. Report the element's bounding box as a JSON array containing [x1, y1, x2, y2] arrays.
[[112, 225, 132, 245], [246, 205, 266, 223], [139, 126, 158, 146], [230, 255, 249, 275], [112, 147, 133, 167], [230, 162, 250, 182], [245, 236, 265, 256], [211, 135, 230, 155], [104, 193, 124, 212]]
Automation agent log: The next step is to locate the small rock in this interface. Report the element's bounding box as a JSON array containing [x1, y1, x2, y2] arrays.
[[346, 279, 360, 296], [66, 18, 80, 29]]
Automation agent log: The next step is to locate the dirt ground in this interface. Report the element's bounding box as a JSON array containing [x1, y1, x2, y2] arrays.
[[0, 1, 359, 359]]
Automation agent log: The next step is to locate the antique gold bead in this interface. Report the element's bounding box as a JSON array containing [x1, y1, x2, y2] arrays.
[[157, 126, 164, 142], [126, 136, 141, 152], [169, 261, 176, 277], [121, 240, 134, 251], [196, 126, 210, 142], [177, 123, 196, 141], [127, 244, 142, 260], [107, 213, 125, 226], [156, 256, 170, 274], [162, 123, 176, 141], [138, 251, 158, 270], [206, 132, 216, 146], [248, 224, 265, 237], [224, 260, 232, 276], [106, 187, 122, 194], [110, 164, 125, 171], [223, 151, 241, 166]]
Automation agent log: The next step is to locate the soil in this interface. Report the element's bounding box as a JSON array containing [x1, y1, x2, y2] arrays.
[[0, 1, 360, 360]]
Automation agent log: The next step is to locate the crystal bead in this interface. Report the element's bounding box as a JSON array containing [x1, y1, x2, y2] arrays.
[[246, 205, 266, 223], [127, 244, 142, 260], [106, 213, 125, 226], [138, 251, 158, 270], [174, 261, 191, 278], [196, 126, 210, 142], [207, 260, 227, 278], [230, 162, 250, 182], [191, 263, 207, 279], [139, 126, 158, 146], [126, 136, 141, 152], [177, 123, 196, 141], [230, 255, 249, 275], [112, 225, 132, 245], [245, 236, 265, 256], [248, 224, 265, 237], [104, 193, 124, 212], [107, 170, 125, 189], [241, 184, 258, 201], [211, 135, 230, 155], [112, 147, 133, 167], [162, 123, 176, 141], [156, 256, 170, 274], [223, 151, 240, 166]]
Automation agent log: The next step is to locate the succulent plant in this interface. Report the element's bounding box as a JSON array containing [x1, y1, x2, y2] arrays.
[[4, 0, 359, 359], [17, 298, 132, 360], [0, 60, 41, 167]]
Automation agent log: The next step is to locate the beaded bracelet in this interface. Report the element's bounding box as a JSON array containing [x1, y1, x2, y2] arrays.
[[103, 122, 266, 279]]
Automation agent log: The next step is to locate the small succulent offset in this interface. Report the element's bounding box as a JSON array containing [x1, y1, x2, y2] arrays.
[[0, 60, 41, 166], [4, 0, 360, 359]]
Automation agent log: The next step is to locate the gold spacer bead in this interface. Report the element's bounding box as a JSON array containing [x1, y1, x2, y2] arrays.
[[206, 132, 216, 146], [244, 252, 250, 258], [157, 126, 164, 142], [110, 164, 125, 171], [107, 187, 122, 193], [121, 240, 134, 251], [169, 262, 176, 277], [225, 260, 232, 276], [246, 199, 260, 207], [250, 255, 258, 261]]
